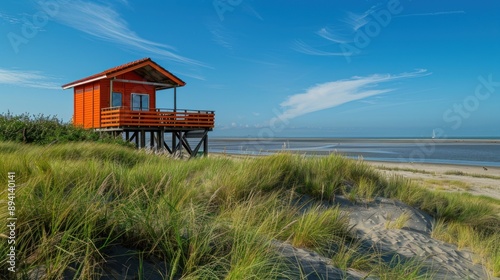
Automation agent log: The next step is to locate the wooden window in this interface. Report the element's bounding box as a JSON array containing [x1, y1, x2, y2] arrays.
[[112, 92, 122, 108], [131, 93, 149, 111]]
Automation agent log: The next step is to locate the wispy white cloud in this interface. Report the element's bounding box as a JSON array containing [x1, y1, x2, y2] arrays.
[[208, 3, 261, 50], [0, 12, 21, 24], [207, 21, 234, 50], [271, 69, 430, 122], [316, 27, 350, 44], [0, 68, 60, 90], [175, 71, 206, 81], [396, 10, 465, 18], [241, 4, 264, 21], [296, 7, 464, 57], [292, 40, 347, 56], [342, 6, 378, 31], [293, 7, 377, 57], [48, 0, 205, 67]]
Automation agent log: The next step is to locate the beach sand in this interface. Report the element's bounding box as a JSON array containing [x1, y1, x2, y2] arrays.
[[277, 160, 500, 279], [91, 157, 499, 279], [365, 161, 500, 200], [278, 196, 497, 279]]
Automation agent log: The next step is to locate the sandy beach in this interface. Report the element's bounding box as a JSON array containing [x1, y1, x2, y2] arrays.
[[215, 155, 500, 278], [214, 154, 500, 201], [278, 161, 500, 279], [365, 161, 500, 200]]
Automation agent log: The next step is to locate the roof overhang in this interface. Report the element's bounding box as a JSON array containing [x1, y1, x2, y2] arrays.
[[61, 58, 186, 91], [62, 75, 107, 90]]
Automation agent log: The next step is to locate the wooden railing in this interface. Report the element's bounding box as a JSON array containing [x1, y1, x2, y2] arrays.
[[100, 107, 215, 129]]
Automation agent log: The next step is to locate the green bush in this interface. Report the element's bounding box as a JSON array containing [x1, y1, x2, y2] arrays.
[[0, 112, 129, 146]]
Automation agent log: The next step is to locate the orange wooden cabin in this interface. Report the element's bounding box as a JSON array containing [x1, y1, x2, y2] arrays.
[[62, 58, 215, 156]]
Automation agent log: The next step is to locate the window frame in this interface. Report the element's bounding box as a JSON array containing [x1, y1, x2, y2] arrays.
[[112, 92, 122, 108], [131, 93, 150, 111]]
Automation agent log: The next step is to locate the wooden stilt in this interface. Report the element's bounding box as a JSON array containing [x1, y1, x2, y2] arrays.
[[149, 131, 154, 149], [203, 132, 208, 156], [179, 132, 194, 156], [140, 131, 146, 148], [155, 130, 163, 151], [97, 127, 212, 158], [192, 130, 208, 157], [163, 140, 173, 154], [172, 132, 177, 153]]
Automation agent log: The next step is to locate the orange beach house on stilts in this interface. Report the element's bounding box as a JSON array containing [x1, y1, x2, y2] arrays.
[[62, 58, 215, 156]]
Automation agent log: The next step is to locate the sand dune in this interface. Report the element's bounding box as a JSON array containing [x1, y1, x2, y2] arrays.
[[343, 197, 492, 279], [276, 195, 497, 279], [41, 159, 498, 279]]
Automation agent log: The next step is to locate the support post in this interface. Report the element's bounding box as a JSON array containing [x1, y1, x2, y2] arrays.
[[110, 79, 114, 107], [140, 130, 146, 148], [134, 132, 139, 148], [150, 131, 154, 148], [156, 130, 161, 151], [163, 139, 173, 154], [204, 132, 208, 157], [191, 130, 208, 157], [174, 86, 177, 112], [179, 132, 193, 155], [172, 132, 177, 153]]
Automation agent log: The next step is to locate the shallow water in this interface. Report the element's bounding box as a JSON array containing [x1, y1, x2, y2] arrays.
[[209, 138, 500, 167]]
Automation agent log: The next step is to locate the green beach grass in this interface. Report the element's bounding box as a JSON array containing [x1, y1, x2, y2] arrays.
[[0, 141, 498, 278]]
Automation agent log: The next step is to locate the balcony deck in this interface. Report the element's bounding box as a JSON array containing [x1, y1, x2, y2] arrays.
[[99, 107, 215, 130]]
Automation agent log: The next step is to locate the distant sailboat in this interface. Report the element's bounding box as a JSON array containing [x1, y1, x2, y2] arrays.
[[432, 129, 436, 139]]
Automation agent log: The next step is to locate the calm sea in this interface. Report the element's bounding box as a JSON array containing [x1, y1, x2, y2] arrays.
[[208, 138, 500, 167]]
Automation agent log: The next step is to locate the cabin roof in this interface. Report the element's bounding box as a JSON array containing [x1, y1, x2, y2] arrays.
[[61, 57, 186, 90]]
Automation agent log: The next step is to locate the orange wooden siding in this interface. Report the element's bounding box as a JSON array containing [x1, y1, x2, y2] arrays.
[[92, 83, 101, 128], [74, 81, 102, 129], [109, 72, 156, 110], [90, 73, 155, 128], [72, 72, 201, 130], [100, 80, 110, 111], [74, 88, 84, 126], [83, 85, 92, 128]]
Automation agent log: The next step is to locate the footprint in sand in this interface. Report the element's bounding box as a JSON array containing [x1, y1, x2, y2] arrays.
[[455, 250, 471, 260], [432, 246, 445, 254], [432, 256, 445, 263]]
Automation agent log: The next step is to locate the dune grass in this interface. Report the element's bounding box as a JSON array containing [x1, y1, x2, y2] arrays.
[[422, 178, 472, 191], [0, 141, 498, 278], [385, 211, 411, 230], [381, 176, 500, 275], [376, 166, 435, 175], [444, 170, 500, 180]]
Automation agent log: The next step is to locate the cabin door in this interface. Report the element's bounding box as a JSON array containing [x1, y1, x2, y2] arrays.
[[131, 93, 149, 111]]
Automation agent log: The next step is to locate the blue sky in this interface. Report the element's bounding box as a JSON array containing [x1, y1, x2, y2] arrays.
[[1, 0, 499, 138]]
